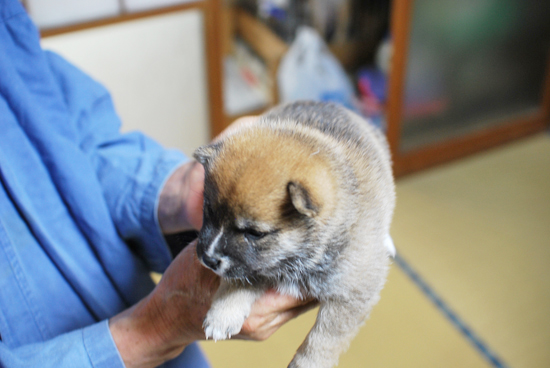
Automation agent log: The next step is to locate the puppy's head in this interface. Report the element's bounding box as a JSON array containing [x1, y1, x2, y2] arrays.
[[193, 125, 337, 283]]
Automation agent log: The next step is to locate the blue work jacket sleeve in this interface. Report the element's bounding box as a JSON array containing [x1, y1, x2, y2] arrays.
[[0, 320, 124, 368], [45, 51, 188, 273]]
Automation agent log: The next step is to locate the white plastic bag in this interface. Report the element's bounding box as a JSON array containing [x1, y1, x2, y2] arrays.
[[277, 27, 357, 110]]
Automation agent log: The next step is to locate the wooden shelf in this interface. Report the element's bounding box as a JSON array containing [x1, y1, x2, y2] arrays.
[[234, 9, 288, 70]]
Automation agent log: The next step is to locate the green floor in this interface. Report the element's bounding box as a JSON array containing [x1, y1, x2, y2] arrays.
[[200, 133, 550, 368]]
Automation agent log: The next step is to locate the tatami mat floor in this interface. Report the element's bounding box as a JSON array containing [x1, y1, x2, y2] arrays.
[[391, 133, 550, 368], [200, 133, 550, 368]]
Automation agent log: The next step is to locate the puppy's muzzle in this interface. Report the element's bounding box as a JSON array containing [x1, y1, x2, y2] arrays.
[[201, 253, 222, 271], [196, 227, 226, 273]]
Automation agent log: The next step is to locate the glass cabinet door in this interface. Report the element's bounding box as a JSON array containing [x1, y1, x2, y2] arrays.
[[392, 0, 550, 159]]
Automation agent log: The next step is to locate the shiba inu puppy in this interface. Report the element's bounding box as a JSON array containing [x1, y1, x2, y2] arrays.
[[194, 101, 395, 368]]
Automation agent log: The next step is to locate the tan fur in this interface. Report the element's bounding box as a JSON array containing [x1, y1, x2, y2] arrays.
[[210, 130, 337, 225], [194, 101, 395, 368]]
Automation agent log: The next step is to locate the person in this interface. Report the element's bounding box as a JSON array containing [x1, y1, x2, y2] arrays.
[[0, 0, 313, 367]]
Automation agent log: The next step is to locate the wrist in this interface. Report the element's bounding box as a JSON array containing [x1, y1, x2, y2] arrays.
[[109, 295, 188, 368]]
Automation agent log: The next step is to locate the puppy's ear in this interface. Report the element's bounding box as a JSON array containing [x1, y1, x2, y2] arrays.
[[288, 181, 320, 218], [193, 144, 220, 169]]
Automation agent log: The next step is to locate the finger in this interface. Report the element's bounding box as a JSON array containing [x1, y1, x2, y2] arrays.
[[213, 116, 259, 143], [236, 302, 317, 342], [237, 299, 319, 341], [287, 300, 319, 318], [183, 162, 205, 230], [269, 300, 319, 330], [254, 289, 315, 313]]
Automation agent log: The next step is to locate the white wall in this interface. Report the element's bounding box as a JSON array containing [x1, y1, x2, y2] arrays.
[[41, 9, 210, 157]]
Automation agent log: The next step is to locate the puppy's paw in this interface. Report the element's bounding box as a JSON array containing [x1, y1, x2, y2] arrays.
[[203, 307, 248, 341]]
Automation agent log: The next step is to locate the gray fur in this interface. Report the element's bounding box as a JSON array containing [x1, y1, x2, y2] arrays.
[[194, 101, 395, 367]]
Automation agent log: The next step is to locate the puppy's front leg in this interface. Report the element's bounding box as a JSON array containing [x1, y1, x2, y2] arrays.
[[204, 280, 263, 341], [289, 295, 380, 368]]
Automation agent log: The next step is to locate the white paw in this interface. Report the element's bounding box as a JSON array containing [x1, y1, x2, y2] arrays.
[[203, 307, 247, 341]]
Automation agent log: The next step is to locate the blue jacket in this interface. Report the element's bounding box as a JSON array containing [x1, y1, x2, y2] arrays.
[[0, 0, 208, 366]]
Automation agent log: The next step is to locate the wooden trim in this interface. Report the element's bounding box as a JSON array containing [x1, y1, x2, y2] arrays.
[[394, 112, 549, 177], [221, 6, 235, 56], [40, 1, 205, 38], [542, 51, 550, 119], [386, 0, 413, 167], [203, 0, 225, 138]]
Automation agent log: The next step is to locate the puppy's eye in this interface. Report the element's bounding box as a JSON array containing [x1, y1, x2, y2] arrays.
[[243, 229, 267, 241]]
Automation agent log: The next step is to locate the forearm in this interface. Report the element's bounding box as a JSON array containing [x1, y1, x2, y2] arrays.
[[109, 298, 187, 368]]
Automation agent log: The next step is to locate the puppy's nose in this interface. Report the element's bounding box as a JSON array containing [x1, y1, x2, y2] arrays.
[[201, 254, 221, 271]]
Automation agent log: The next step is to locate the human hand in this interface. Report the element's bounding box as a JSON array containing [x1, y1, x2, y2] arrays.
[[109, 241, 217, 368], [157, 160, 205, 233], [157, 116, 259, 234], [110, 241, 316, 368], [236, 289, 318, 341]]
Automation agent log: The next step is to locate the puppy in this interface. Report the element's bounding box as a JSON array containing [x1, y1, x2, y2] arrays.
[[194, 101, 395, 368]]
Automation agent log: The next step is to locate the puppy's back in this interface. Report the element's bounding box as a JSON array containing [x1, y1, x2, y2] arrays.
[[262, 101, 366, 146], [262, 101, 390, 164], [261, 101, 394, 204]]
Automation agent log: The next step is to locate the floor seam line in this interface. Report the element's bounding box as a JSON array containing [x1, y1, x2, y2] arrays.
[[393, 252, 510, 368]]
